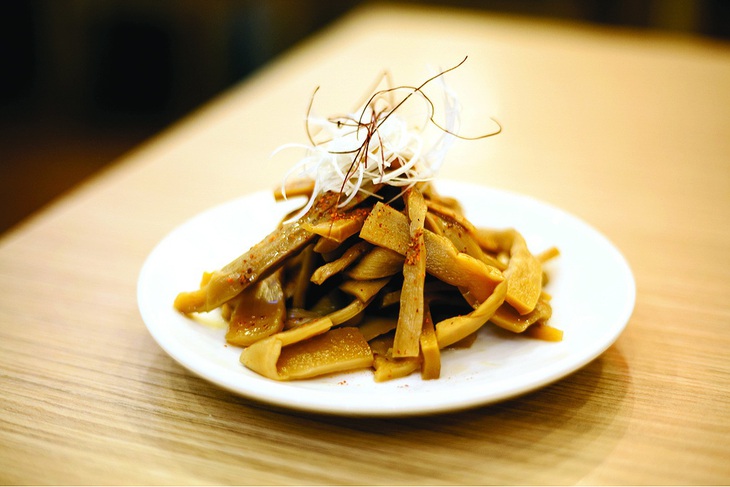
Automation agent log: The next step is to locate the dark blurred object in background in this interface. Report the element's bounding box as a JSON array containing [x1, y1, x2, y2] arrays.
[[0, 0, 357, 233], [1, 0, 728, 234], [1, 2, 35, 110]]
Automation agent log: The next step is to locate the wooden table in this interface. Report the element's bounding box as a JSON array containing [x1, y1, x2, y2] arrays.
[[2, 4, 729, 484]]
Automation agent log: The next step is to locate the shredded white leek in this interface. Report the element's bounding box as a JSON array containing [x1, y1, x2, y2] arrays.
[[276, 73, 462, 221]]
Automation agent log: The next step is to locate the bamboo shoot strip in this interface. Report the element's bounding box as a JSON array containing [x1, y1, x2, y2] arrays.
[[394, 187, 428, 357], [436, 280, 508, 348], [359, 202, 504, 304], [473, 228, 544, 314], [174, 191, 370, 314], [310, 241, 371, 285]]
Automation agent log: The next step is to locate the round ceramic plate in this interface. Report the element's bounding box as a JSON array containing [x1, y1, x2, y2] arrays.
[[137, 180, 635, 416]]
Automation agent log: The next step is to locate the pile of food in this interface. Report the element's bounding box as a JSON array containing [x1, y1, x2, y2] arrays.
[[173, 59, 561, 382]]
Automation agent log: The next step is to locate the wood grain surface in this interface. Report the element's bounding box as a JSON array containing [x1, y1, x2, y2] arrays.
[[2, 4, 729, 484]]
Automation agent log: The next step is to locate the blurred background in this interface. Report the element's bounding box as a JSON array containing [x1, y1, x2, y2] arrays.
[[2, 0, 728, 234]]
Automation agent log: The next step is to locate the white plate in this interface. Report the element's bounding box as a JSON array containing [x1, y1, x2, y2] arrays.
[[137, 180, 635, 416]]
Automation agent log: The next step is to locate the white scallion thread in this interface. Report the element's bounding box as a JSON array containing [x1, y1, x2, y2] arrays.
[[275, 71, 463, 222]]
